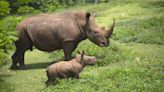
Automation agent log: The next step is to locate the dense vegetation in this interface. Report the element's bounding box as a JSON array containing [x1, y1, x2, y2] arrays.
[[0, 0, 164, 92]]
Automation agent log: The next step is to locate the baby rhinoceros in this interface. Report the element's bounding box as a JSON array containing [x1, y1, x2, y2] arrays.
[[46, 51, 96, 84]]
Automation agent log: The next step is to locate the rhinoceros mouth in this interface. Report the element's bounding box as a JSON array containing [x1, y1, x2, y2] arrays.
[[87, 62, 96, 66], [88, 63, 95, 66], [99, 42, 109, 47]]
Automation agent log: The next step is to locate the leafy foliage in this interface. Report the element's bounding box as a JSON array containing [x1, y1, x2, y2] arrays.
[[5, 0, 86, 14], [0, 16, 22, 64], [17, 6, 38, 14], [0, 1, 10, 17]]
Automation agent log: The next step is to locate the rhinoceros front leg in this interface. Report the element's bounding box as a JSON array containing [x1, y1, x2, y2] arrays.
[[62, 41, 77, 61], [74, 73, 80, 79]]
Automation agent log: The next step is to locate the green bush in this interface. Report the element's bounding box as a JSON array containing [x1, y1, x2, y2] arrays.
[[0, 16, 23, 65], [7, 0, 33, 14], [6, 0, 85, 14], [17, 6, 39, 14], [0, 1, 10, 17], [0, 21, 11, 64], [38, 0, 62, 12], [31, 0, 83, 12]]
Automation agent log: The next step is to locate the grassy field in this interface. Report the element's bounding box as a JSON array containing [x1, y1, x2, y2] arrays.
[[0, 0, 164, 92]]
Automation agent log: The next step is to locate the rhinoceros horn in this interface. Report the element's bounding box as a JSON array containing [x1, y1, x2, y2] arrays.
[[106, 19, 115, 37]]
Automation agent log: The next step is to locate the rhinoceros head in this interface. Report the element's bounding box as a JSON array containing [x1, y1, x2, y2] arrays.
[[85, 13, 115, 47], [76, 51, 96, 66]]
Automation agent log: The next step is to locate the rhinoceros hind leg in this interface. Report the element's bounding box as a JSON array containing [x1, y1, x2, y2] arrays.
[[10, 49, 19, 70], [11, 41, 31, 70], [46, 76, 57, 86], [10, 62, 19, 70], [11, 29, 32, 70], [11, 48, 27, 70]]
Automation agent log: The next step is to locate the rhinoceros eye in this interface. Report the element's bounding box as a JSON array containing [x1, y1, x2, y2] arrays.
[[105, 35, 108, 38], [94, 31, 98, 34], [97, 35, 100, 38], [96, 34, 101, 38], [94, 32, 99, 37]]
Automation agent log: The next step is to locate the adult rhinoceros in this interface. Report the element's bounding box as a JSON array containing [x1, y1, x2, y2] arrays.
[[11, 11, 115, 69]]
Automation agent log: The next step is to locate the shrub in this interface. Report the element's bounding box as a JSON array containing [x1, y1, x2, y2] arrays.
[[0, 1, 10, 17], [0, 16, 23, 65], [17, 6, 39, 14]]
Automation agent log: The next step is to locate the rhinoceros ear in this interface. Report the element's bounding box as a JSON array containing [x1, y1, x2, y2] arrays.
[[77, 50, 81, 54], [77, 51, 84, 55], [86, 12, 91, 20], [80, 51, 84, 61], [101, 26, 105, 30]]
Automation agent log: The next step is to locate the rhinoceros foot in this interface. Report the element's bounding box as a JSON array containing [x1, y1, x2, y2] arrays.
[[10, 65, 19, 70]]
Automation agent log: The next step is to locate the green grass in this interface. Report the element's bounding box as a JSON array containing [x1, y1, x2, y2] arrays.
[[1, 41, 163, 92], [0, 0, 164, 92]]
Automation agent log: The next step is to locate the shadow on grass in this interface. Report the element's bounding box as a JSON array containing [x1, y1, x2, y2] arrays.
[[25, 56, 74, 70], [25, 60, 59, 70]]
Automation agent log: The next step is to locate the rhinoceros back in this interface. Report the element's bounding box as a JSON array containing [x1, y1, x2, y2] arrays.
[[23, 13, 79, 52]]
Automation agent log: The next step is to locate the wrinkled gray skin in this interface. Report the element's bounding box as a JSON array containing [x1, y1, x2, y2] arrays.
[[11, 11, 115, 69], [46, 51, 96, 85]]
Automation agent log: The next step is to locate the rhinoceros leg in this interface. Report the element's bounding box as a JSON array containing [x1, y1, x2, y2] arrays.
[[11, 31, 32, 70], [11, 43, 28, 70], [62, 42, 77, 61], [11, 49, 19, 69], [74, 73, 80, 79]]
